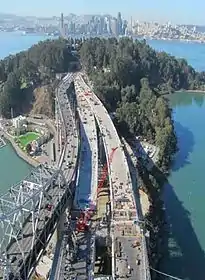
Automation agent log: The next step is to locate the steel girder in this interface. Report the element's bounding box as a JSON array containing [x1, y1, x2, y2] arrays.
[[0, 164, 67, 279]]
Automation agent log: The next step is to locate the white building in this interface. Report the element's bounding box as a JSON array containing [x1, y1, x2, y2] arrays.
[[12, 115, 26, 129]]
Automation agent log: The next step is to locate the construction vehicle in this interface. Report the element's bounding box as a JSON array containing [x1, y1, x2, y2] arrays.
[[84, 91, 91, 96], [75, 147, 118, 232], [45, 204, 53, 211], [76, 211, 90, 232]]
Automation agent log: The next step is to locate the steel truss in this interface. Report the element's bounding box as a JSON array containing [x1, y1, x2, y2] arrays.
[[0, 164, 72, 280]]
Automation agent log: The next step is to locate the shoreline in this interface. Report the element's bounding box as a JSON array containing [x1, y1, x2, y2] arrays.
[[176, 89, 205, 93], [0, 137, 6, 148], [2, 131, 39, 167]]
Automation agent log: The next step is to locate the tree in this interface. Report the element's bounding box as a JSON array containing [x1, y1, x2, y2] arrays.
[[0, 38, 78, 117], [79, 37, 180, 169]]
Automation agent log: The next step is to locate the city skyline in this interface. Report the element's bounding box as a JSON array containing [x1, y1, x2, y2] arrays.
[[1, 0, 205, 25]]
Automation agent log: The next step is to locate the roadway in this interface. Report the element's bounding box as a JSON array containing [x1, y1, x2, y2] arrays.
[[1, 73, 79, 279], [74, 84, 98, 209], [75, 73, 144, 280], [56, 73, 79, 181], [54, 78, 98, 280]]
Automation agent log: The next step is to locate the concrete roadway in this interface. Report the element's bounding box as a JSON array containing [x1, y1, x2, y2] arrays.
[[75, 83, 98, 208], [56, 78, 98, 280], [75, 73, 143, 280], [5, 74, 79, 278]]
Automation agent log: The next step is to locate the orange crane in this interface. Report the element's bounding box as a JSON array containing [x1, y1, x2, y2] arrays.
[[76, 147, 118, 232]]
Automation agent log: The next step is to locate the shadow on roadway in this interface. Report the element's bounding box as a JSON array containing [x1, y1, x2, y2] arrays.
[[161, 181, 205, 280], [74, 121, 92, 209], [172, 121, 194, 172]]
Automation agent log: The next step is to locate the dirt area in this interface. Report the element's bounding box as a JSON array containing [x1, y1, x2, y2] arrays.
[[139, 189, 150, 216], [31, 85, 53, 118], [97, 189, 109, 219]]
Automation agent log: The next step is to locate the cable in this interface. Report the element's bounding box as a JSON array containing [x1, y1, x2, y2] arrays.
[[150, 267, 185, 280]]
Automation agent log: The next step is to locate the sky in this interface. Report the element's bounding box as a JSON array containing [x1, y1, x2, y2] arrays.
[[1, 0, 205, 25]]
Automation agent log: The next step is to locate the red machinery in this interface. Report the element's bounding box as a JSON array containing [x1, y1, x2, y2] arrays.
[[76, 147, 118, 232], [76, 211, 89, 232], [45, 204, 53, 211], [96, 147, 118, 197], [84, 91, 91, 96]]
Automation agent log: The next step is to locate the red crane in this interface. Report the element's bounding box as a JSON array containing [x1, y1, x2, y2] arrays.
[[76, 147, 118, 232], [97, 147, 118, 196]]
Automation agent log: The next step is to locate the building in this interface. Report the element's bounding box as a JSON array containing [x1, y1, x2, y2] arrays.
[[110, 18, 118, 36], [117, 12, 123, 35], [12, 115, 27, 129], [60, 12, 65, 36]]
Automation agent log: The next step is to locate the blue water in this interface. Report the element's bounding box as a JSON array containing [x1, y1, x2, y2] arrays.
[[148, 39, 205, 71], [161, 92, 205, 280], [1, 32, 205, 278], [0, 31, 51, 59]]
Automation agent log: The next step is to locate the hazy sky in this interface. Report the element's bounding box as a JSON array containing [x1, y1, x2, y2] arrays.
[[1, 0, 205, 25]]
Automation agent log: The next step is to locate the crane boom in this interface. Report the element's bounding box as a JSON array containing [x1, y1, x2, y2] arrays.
[[76, 147, 118, 232], [97, 147, 118, 195]]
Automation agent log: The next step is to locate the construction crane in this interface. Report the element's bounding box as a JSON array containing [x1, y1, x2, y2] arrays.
[[76, 147, 118, 232], [96, 147, 118, 196]]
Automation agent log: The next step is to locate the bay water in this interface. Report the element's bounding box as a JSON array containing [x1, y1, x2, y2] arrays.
[[0, 32, 205, 278]]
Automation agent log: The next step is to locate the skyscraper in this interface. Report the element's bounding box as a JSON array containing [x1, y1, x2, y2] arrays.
[[110, 18, 118, 36], [60, 13, 65, 37], [117, 12, 123, 35]]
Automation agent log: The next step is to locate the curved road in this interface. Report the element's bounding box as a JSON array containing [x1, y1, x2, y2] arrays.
[[75, 73, 150, 280]]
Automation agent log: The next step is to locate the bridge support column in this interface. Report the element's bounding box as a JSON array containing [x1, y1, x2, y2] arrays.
[[57, 212, 66, 240]]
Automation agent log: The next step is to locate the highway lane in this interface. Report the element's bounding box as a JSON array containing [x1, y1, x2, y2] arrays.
[[4, 73, 79, 278], [75, 73, 145, 280], [55, 79, 98, 280]]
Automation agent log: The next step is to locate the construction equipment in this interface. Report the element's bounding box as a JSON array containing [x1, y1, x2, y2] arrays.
[[76, 147, 118, 232], [85, 146, 118, 212], [76, 211, 90, 232], [96, 147, 118, 196]]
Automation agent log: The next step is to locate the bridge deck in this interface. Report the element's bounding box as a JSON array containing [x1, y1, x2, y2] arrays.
[[55, 79, 98, 279], [7, 175, 65, 262], [75, 74, 143, 280], [57, 220, 96, 280], [74, 91, 98, 209]]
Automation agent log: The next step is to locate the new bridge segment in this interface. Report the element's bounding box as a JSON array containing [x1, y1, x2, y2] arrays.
[[75, 73, 151, 280]]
